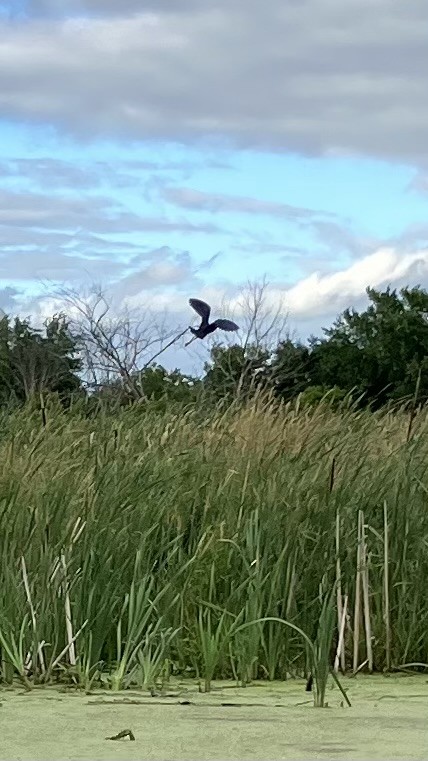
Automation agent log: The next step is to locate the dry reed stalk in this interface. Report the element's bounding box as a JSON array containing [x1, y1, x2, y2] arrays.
[[40, 392, 47, 427], [353, 511, 363, 672], [21, 556, 45, 674], [329, 457, 336, 493], [383, 500, 391, 670], [335, 509, 345, 672], [61, 553, 76, 666], [361, 513, 373, 671], [406, 367, 421, 443], [237, 461, 250, 529], [49, 620, 88, 672], [334, 593, 348, 673]]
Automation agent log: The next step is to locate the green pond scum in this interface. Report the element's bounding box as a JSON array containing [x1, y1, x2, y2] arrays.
[[1, 676, 428, 760]]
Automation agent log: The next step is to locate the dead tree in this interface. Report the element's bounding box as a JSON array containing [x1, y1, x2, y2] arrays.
[[232, 277, 289, 352], [60, 286, 180, 400], [205, 278, 289, 397]]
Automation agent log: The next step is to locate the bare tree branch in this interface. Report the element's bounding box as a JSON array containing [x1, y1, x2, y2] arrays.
[[58, 285, 185, 399], [210, 278, 289, 395], [232, 277, 289, 351]]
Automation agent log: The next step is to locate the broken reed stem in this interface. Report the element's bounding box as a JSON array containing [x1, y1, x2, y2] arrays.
[[50, 620, 88, 672], [329, 456, 336, 493], [21, 556, 45, 674], [361, 513, 373, 672], [40, 392, 47, 427], [353, 510, 363, 672], [21, 556, 36, 632], [383, 500, 391, 671], [406, 366, 421, 443], [334, 594, 348, 673], [335, 509, 345, 672], [61, 553, 76, 666]]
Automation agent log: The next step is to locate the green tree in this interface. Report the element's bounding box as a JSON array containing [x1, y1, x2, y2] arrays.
[[203, 343, 270, 400], [311, 286, 428, 406], [0, 314, 82, 406], [269, 339, 312, 401], [94, 364, 200, 409], [138, 364, 200, 404]]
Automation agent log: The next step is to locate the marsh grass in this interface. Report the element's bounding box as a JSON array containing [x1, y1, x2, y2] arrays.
[[1, 394, 428, 702]]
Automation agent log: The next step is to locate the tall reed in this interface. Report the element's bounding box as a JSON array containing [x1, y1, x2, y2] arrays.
[[1, 395, 428, 691]]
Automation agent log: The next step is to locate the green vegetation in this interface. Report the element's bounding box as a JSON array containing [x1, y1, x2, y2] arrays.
[[205, 286, 428, 408], [2, 285, 428, 410], [0, 314, 82, 407], [1, 393, 428, 698], [1, 284, 428, 702]]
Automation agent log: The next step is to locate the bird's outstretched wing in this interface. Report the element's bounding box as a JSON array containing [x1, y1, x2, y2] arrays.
[[212, 319, 239, 332], [189, 298, 211, 325]]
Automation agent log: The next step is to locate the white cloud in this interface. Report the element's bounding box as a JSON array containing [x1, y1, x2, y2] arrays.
[[217, 247, 428, 324], [284, 247, 428, 318], [8, 246, 428, 351]]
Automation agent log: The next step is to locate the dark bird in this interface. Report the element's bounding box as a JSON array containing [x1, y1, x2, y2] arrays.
[[188, 298, 239, 340]]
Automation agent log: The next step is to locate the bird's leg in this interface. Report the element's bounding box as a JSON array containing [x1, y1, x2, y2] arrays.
[[184, 326, 199, 347]]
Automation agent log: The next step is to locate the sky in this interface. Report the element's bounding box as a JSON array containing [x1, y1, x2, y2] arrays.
[[1, 0, 428, 372]]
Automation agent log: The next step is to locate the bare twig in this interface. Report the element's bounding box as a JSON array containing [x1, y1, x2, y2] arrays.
[[106, 729, 136, 741], [59, 285, 181, 399]]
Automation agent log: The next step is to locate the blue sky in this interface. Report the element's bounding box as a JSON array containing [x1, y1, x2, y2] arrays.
[[1, 0, 428, 373]]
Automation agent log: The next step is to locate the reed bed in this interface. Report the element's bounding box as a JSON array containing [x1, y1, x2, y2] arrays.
[[1, 395, 428, 701]]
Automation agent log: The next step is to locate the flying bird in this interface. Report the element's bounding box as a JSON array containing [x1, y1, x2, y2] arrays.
[[188, 298, 239, 340]]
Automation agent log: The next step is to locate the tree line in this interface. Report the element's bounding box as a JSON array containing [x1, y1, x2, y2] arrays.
[[1, 284, 428, 411]]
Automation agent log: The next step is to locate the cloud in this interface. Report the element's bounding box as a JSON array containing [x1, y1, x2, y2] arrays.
[[117, 247, 193, 297], [9, 238, 428, 375], [0, 185, 225, 287], [0, 1, 427, 163], [282, 247, 428, 319], [25, 0, 200, 16], [0, 156, 226, 191], [233, 242, 307, 256], [408, 172, 428, 196], [0, 248, 124, 281], [0, 157, 156, 190], [309, 220, 377, 259], [0, 188, 222, 234], [0, 285, 21, 315], [121, 282, 238, 324], [20, 241, 428, 332], [115, 247, 227, 310], [0, 186, 223, 259], [1, 244, 210, 329], [0, 158, 109, 190], [0, 189, 113, 228], [161, 186, 333, 221]]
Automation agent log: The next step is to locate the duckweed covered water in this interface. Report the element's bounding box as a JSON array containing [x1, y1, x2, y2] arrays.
[[1, 675, 428, 760]]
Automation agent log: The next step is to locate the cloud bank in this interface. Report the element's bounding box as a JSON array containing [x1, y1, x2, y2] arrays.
[[0, 0, 427, 163]]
